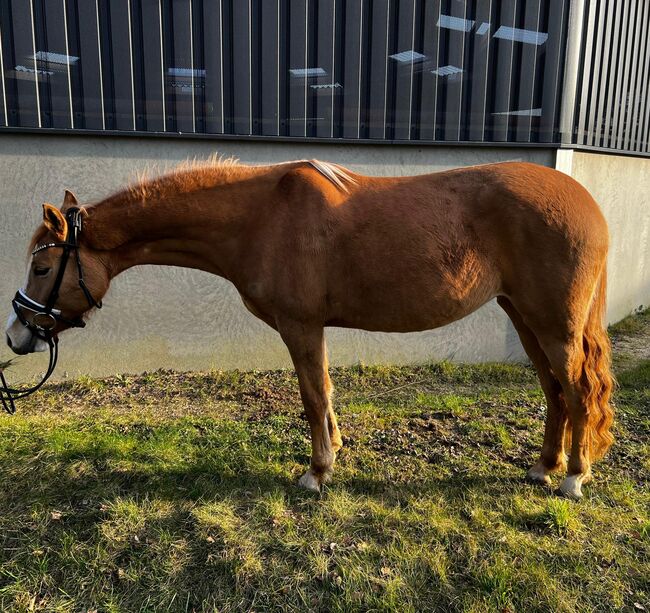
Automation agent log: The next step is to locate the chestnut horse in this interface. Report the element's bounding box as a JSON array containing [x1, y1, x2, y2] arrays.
[[6, 158, 614, 499]]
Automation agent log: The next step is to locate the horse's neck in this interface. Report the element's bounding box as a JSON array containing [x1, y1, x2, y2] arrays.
[[85, 175, 269, 279]]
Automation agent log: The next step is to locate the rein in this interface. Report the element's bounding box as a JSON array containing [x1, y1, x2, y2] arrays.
[[0, 207, 101, 414]]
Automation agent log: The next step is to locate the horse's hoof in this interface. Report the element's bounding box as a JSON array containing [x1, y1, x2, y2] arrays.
[[526, 462, 552, 486], [558, 475, 583, 500], [298, 470, 321, 493]]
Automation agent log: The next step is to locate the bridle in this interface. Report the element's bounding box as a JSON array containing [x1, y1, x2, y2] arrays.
[[0, 207, 102, 414]]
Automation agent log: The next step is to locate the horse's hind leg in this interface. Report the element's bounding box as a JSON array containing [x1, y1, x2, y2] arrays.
[[278, 320, 338, 492], [498, 297, 568, 485], [323, 350, 343, 453], [520, 273, 614, 499]]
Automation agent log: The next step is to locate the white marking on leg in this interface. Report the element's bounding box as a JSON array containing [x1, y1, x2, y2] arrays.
[[298, 470, 321, 493], [559, 474, 584, 500], [527, 461, 552, 486]]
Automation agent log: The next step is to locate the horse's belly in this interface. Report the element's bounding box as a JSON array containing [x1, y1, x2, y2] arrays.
[[325, 278, 497, 333]]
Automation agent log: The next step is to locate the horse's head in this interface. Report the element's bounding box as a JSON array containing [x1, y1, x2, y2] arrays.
[[6, 191, 110, 355]]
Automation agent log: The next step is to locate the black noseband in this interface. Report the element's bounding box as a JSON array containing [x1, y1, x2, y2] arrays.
[[1, 207, 102, 414]]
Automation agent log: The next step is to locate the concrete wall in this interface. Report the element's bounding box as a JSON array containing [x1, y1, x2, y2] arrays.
[[4, 134, 647, 379], [557, 150, 650, 323]]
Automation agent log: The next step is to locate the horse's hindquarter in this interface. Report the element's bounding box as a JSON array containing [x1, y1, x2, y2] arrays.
[[252, 162, 608, 334], [321, 163, 608, 333], [323, 173, 502, 332]]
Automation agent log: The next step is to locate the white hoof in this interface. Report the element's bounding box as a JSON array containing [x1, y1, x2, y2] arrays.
[[527, 462, 552, 486], [559, 475, 584, 500], [298, 470, 321, 493]]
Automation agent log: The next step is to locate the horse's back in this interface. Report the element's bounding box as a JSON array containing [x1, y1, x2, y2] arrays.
[[268, 161, 609, 332]]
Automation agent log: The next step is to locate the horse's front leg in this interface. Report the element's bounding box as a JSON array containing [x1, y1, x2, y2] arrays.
[[278, 320, 336, 492]]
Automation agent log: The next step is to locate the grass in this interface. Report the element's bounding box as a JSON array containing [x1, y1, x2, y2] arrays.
[[608, 305, 649, 336], [0, 334, 648, 611]]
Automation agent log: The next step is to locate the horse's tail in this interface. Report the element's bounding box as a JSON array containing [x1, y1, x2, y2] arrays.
[[572, 265, 615, 461]]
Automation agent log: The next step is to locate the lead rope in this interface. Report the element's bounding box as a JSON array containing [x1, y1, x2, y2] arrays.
[[0, 336, 58, 414]]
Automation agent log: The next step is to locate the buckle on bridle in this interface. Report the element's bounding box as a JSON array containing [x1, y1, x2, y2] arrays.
[[32, 312, 57, 331], [3, 206, 97, 414]]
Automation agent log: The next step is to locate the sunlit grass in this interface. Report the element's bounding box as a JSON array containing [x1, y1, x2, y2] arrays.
[[0, 331, 648, 610]]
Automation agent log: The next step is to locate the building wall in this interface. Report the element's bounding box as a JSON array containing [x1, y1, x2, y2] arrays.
[[4, 136, 649, 380], [561, 150, 650, 323], [0, 134, 563, 378]]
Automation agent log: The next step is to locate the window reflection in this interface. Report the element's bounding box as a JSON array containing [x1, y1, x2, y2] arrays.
[[0, 0, 574, 145]]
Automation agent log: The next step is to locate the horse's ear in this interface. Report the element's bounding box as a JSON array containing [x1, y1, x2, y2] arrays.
[[62, 189, 78, 210], [42, 203, 68, 241]]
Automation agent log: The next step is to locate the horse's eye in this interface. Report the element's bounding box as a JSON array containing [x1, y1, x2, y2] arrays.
[[34, 267, 50, 277]]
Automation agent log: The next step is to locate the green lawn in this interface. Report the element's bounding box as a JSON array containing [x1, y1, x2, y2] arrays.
[[0, 327, 648, 611]]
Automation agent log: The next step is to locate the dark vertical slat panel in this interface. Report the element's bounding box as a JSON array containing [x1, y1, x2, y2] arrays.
[[135, 0, 164, 132], [341, 0, 362, 138], [277, 0, 288, 135], [382, 0, 396, 139], [64, 1, 82, 128], [231, 0, 250, 134], [0, 2, 16, 126], [637, 19, 650, 152], [538, 0, 565, 143], [585, 0, 606, 146], [621, 0, 641, 150], [3, 0, 40, 127], [192, 0, 206, 133], [593, 0, 614, 147], [629, 0, 648, 150], [467, 0, 491, 141], [331, 0, 344, 136], [313, 0, 334, 137], [390, 0, 415, 140], [259, 0, 279, 135], [357, 0, 370, 137], [202, 0, 223, 134], [442, 0, 467, 141], [104, 0, 134, 130], [305, 0, 316, 134], [39, 0, 73, 128], [250, 0, 261, 134], [644, 85, 650, 152], [98, 1, 114, 129], [0, 15, 7, 126], [409, 0, 423, 139], [433, 0, 448, 140], [633, 0, 650, 151], [130, 0, 145, 130], [168, 0, 194, 133], [288, 0, 306, 136], [602, 0, 623, 148], [491, 0, 516, 141], [575, 0, 596, 144], [31, 1, 51, 127], [77, 1, 103, 129], [72, 0, 103, 130], [416, 0, 440, 140], [219, 0, 231, 133], [612, 0, 633, 149], [367, 0, 389, 139]]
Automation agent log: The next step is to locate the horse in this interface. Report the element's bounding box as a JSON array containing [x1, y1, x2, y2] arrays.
[[5, 157, 614, 499]]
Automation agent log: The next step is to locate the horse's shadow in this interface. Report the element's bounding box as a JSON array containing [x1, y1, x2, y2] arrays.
[[8, 440, 527, 511]]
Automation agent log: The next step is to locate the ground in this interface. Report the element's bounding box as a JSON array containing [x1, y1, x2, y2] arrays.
[[0, 311, 648, 612]]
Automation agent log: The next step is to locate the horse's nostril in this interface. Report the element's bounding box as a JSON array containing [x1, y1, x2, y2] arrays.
[[6, 334, 12, 349]]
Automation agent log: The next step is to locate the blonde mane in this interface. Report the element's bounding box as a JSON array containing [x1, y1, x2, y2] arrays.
[[125, 155, 356, 204]]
